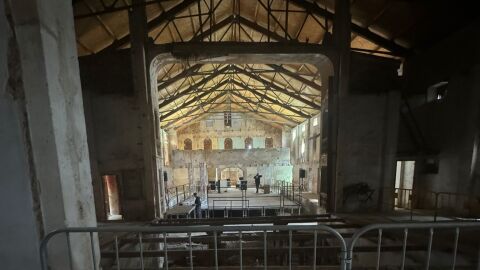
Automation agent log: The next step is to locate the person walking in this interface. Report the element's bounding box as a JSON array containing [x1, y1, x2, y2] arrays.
[[254, 173, 262, 193], [193, 192, 202, 218]]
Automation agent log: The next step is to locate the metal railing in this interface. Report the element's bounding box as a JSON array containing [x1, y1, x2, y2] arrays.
[[390, 188, 479, 221], [40, 224, 347, 270], [165, 184, 204, 208], [347, 221, 480, 270], [40, 221, 480, 270]]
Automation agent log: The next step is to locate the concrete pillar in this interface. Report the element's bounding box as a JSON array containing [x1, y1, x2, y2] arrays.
[[1, 0, 98, 269], [379, 90, 401, 210], [129, 0, 164, 218], [327, 0, 351, 212]]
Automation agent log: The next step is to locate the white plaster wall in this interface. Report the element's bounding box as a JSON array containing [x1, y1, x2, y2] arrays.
[[6, 0, 99, 268]]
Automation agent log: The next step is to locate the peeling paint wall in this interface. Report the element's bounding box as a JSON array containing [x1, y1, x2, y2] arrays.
[[291, 113, 322, 193], [176, 113, 282, 150], [171, 148, 293, 186]]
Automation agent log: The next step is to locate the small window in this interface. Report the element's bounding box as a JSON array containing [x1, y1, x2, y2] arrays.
[[184, 138, 192, 150], [224, 112, 232, 127], [265, 137, 274, 149], [224, 138, 233, 150], [313, 117, 318, 126], [204, 138, 212, 150], [245, 137, 253, 149], [427, 81, 448, 102]]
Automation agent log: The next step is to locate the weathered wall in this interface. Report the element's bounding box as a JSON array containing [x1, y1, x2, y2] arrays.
[[399, 19, 480, 213], [334, 53, 402, 212], [171, 148, 293, 186], [80, 52, 154, 221], [291, 113, 322, 194], [1, 0, 98, 268], [337, 91, 400, 211], [176, 113, 282, 150]]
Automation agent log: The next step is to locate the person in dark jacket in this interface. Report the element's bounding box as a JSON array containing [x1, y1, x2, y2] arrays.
[[193, 193, 202, 218], [254, 173, 262, 193]]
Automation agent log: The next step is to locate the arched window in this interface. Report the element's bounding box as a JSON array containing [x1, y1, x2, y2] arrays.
[[265, 137, 274, 149], [224, 138, 233, 150], [204, 138, 212, 150], [245, 137, 253, 149], [184, 139, 192, 150]]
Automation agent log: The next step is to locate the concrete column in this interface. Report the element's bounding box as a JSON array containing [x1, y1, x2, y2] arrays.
[[129, 0, 163, 218], [327, 0, 351, 212], [379, 90, 401, 210], [1, 0, 98, 269]]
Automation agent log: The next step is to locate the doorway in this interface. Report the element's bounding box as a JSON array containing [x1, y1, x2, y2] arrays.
[[220, 168, 244, 187], [394, 160, 415, 208], [102, 175, 123, 220]]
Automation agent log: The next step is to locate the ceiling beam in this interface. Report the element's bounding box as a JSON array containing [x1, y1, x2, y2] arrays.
[[232, 80, 310, 118], [191, 15, 234, 41], [157, 63, 204, 89], [105, 0, 199, 51], [160, 80, 229, 119], [158, 65, 230, 109], [232, 102, 295, 128], [231, 91, 301, 125], [162, 91, 227, 128], [267, 64, 323, 92], [232, 66, 321, 109], [289, 0, 410, 56]]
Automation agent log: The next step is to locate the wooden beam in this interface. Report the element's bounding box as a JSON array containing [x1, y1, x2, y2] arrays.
[[158, 65, 230, 109], [232, 80, 310, 118], [160, 80, 229, 119], [232, 66, 321, 109], [105, 0, 199, 51]]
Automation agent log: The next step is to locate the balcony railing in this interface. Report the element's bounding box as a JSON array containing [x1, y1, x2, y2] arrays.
[[40, 221, 480, 269]]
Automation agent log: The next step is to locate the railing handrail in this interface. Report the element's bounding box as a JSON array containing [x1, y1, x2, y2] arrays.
[[40, 221, 480, 270], [346, 221, 480, 270]]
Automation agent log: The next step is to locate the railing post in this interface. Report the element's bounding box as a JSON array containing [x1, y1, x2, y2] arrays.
[[434, 193, 439, 222], [176, 187, 179, 205]]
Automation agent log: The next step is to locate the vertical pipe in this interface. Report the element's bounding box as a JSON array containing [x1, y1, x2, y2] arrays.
[[289, 230, 293, 270], [401, 228, 408, 270], [66, 232, 73, 270], [313, 230, 318, 270], [239, 231, 243, 270], [425, 228, 433, 270], [139, 233, 144, 270], [214, 231, 218, 270], [376, 229, 383, 270], [264, 230, 268, 270], [114, 235, 120, 270], [452, 228, 460, 270], [189, 232, 193, 270], [90, 232, 98, 270], [164, 232, 168, 270]]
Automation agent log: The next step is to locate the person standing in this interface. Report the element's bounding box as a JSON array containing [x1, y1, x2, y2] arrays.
[[193, 193, 202, 218], [254, 173, 262, 193]]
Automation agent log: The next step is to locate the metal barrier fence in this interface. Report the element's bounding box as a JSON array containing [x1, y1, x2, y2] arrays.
[[40, 224, 347, 270], [347, 221, 480, 270], [40, 221, 480, 270], [390, 188, 479, 221]]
